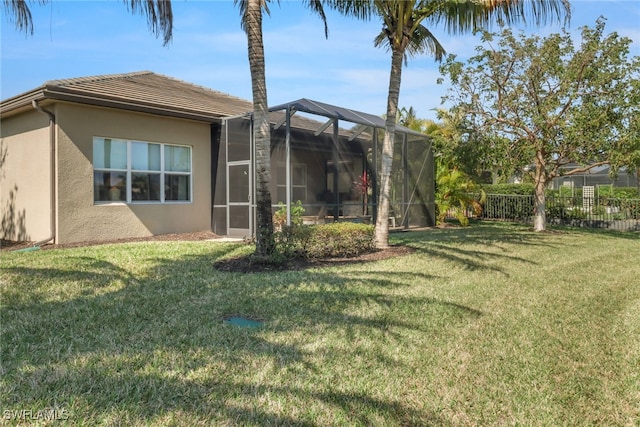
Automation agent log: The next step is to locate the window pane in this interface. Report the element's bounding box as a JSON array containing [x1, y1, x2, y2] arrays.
[[165, 174, 190, 201], [132, 142, 160, 171], [93, 138, 127, 169], [94, 171, 126, 202], [293, 165, 306, 185], [228, 164, 250, 203], [165, 145, 191, 172], [276, 187, 286, 204], [227, 118, 251, 162], [292, 187, 306, 202], [229, 205, 249, 229], [131, 173, 161, 201]]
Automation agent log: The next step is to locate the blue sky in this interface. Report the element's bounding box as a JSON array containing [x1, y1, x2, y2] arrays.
[[1, 0, 639, 121]]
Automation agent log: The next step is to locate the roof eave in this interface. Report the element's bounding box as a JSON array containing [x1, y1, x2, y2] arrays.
[[41, 86, 225, 123], [1, 85, 227, 124], [0, 88, 46, 117]]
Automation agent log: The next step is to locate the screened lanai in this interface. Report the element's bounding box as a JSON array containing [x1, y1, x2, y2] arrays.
[[212, 98, 435, 238]]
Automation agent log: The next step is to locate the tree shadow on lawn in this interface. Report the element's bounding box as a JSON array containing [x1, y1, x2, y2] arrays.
[[407, 241, 537, 275], [391, 223, 553, 275], [2, 244, 477, 425], [213, 223, 551, 275], [395, 222, 558, 247], [553, 224, 640, 240]]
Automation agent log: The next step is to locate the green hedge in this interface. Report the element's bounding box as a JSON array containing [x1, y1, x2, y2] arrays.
[[480, 184, 535, 195], [547, 186, 639, 201], [275, 222, 375, 259], [482, 184, 639, 200]]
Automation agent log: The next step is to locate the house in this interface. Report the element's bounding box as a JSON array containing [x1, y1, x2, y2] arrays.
[[1, 71, 434, 244], [549, 164, 639, 190]]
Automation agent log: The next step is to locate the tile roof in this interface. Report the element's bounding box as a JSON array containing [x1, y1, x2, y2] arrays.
[[1, 71, 252, 121]]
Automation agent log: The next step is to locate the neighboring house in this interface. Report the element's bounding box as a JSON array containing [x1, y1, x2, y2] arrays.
[[1, 71, 434, 244], [549, 164, 639, 190]]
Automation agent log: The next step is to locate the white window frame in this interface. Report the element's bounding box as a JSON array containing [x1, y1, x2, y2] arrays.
[[93, 137, 193, 205], [277, 162, 307, 203]]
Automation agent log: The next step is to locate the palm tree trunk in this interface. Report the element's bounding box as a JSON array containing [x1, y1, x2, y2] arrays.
[[375, 47, 404, 249], [245, 0, 275, 256]]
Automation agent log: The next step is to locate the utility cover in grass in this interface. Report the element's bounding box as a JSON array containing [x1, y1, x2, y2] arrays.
[[223, 316, 263, 328]]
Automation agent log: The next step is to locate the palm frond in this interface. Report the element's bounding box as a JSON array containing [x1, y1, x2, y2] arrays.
[[3, 0, 176, 45], [324, 0, 374, 20], [406, 24, 446, 61], [373, 2, 446, 64], [2, 0, 43, 35], [428, 0, 571, 35], [125, 0, 174, 46], [235, 0, 273, 33], [236, 0, 328, 38], [305, 0, 329, 38]]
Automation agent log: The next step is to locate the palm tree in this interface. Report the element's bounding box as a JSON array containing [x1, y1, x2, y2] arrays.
[[435, 164, 484, 226], [235, 0, 275, 257], [330, 0, 570, 248], [234, 0, 329, 257], [398, 106, 431, 133]]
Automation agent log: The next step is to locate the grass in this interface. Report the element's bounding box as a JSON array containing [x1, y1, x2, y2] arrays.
[[1, 223, 639, 426]]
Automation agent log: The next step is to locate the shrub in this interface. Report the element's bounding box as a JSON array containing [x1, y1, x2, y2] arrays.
[[612, 187, 640, 199], [273, 200, 305, 231], [436, 168, 484, 226], [481, 183, 535, 195], [306, 223, 375, 258], [546, 202, 567, 219], [274, 222, 375, 259], [274, 223, 313, 258]]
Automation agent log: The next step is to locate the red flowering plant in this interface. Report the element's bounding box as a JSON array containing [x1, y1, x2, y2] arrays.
[[352, 171, 371, 215]]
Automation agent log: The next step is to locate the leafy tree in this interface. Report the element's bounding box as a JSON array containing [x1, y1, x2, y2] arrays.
[[432, 108, 522, 184], [331, 0, 570, 248], [439, 18, 640, 231]]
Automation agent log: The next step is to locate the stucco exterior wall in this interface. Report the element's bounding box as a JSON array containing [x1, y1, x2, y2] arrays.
[[55, 103, 212, 244], [0, 111, 53, 242]]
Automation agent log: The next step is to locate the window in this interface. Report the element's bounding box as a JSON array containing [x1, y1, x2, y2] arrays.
[[93, 137, 192, 203], [277, 163, 307, 203]]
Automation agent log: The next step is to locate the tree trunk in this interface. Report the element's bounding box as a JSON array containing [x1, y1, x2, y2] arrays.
[[245, 0, 274, 257], [533, 153, 547, 232], [375, 47, 404, 249], [492, 168, 499, 185]]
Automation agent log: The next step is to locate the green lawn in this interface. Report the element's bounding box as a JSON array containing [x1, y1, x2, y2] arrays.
[[1, 223, 639, 426]]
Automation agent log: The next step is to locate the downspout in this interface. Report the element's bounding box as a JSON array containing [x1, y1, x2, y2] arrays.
[[32, 100, 56, 246]]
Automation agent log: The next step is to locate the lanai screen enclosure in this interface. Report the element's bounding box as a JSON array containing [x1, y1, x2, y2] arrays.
[[212, 99, 434, 238]]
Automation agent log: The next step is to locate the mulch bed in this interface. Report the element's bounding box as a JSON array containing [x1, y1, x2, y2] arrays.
[[2, 231, 414, 273], [214, 245, 414, 273]]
